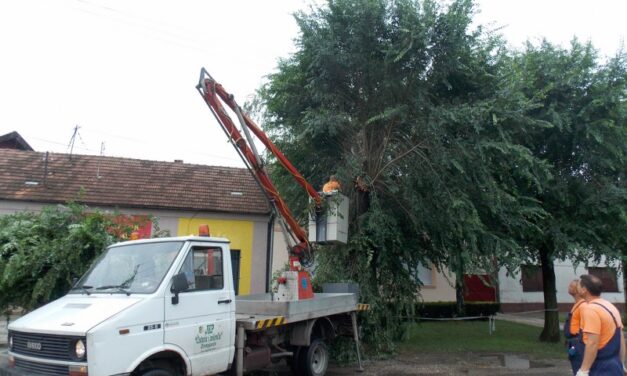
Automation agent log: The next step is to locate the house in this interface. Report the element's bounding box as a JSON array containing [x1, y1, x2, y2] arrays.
[[0, 146, 289, 295], [417, 264, 497, 304], [416, 258, 624, 313], [499, 260, 624, 312]]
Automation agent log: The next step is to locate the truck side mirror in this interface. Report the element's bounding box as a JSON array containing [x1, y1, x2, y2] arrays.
[[170, 272, 189, 305]]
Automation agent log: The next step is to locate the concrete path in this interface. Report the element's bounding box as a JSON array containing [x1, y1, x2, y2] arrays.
[[495, 313, 545, 328]]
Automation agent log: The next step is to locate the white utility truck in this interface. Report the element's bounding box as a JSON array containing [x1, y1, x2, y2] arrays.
[[3, 70, 366, 376], [5, 234, 365, 376]]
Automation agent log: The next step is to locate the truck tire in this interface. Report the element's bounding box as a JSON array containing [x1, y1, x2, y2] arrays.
[[289, 346, 303, 374], [140, 369, 174, 376], [299, 339, 329, 376]]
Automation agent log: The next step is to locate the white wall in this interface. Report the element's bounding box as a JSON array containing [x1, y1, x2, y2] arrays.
[[419, 266, 457, 302], [499, 259, 624, 304]]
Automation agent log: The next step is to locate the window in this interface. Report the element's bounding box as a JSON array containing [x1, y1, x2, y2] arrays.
[[179, 247, 224, 291], [521, 265, 543, 292], [73, 241, 183, 294], [416, 263, 434, 286], [588, 267, 619, 293]]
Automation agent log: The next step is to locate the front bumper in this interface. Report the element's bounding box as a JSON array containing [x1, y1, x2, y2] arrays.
[[0, 351, 88, 376]]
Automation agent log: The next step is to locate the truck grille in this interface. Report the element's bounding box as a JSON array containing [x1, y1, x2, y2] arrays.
[[9, 330, 86, 361], [14, 358, 69, 375]]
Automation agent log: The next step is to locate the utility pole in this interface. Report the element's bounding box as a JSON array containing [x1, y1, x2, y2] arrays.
[[68, 125, 79, 160]]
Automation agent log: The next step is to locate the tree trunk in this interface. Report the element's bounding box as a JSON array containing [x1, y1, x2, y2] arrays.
[[539, 245, 561, 342], [354, 179, 374, 280], [455, 275, 466, 317], [455, 254, 466, 317]]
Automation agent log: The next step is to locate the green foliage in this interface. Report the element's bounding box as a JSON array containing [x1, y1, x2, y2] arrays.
[[505, 41, 627, 341], [0, 203, 165, 311], [509, 40, 626, 264]]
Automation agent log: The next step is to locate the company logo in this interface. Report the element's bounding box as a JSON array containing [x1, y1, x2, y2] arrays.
[[26, 341, 42, 351]]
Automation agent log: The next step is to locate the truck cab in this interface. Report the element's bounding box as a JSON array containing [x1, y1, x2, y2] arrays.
[[7, 236, 236, 376]]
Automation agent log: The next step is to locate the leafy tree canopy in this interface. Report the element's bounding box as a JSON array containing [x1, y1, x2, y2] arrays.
[[505, 40, 626, 341], [259, 0, 552, 348]]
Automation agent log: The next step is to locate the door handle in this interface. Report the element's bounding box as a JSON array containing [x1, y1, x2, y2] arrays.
[[218, 299, 232, 304]]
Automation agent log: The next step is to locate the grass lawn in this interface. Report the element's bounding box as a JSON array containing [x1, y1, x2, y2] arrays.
[[401, 320, 565, 359]]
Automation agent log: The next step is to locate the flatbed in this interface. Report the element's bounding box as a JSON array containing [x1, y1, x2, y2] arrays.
[[235, 293, 358, 331]]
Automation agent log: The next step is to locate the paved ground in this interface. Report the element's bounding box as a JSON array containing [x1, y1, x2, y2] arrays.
[[265, 351, 572, 376], [494, 313, 545, 328], [0, 347, 571, 376]]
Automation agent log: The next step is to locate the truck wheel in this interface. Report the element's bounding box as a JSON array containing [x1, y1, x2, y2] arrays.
[[300, 339, 329, 376]]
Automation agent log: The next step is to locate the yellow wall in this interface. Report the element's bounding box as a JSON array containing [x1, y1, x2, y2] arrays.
[[177, 218, 253, 295]]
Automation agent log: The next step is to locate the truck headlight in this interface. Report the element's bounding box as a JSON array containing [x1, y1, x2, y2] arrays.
[[75, 339, 86, 359]]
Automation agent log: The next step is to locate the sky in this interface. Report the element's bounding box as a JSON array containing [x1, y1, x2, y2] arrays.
[[0, 0, 624, 168]]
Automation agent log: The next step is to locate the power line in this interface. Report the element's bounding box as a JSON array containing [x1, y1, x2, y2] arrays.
[[29, 136, 94, 152], [71, 0, 214, 55], [29, 129, 242, 164]]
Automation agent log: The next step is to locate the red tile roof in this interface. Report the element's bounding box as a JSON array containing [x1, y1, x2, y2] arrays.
[[0, 149, 270, 215]]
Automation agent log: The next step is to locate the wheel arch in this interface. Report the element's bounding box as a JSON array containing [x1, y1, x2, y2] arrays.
[[289, 317, 336, 347], [129, 345, 190, 376]]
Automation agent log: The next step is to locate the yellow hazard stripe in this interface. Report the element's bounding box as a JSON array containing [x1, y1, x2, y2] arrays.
[[255, 316, 286, 329], [357, 303, 370, 311]]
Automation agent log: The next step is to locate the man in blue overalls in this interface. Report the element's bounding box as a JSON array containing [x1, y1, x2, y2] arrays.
[[575, 274, 627, 376], [565, 279, 586, 374]]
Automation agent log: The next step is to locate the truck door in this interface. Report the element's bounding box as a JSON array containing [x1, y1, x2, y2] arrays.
[[164, 244, 235, 375]]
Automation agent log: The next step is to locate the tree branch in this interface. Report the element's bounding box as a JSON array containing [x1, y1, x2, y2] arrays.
[[371, 140, 429, 184]]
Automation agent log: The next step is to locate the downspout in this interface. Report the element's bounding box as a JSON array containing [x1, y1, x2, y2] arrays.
[[265, 212, 276, 293]]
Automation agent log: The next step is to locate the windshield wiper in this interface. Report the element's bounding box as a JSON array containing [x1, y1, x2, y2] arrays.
[[72, 285, 93, 295], [95, 285, 131, 296], [93, 265, 140, 296]]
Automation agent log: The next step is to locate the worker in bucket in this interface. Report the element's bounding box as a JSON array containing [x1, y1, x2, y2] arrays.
[[322, 175, 341, 193], [574, 274, 626, 376], [565, 278, 586, 374]]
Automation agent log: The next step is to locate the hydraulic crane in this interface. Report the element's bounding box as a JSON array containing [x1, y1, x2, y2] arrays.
[[196, 68, 343, 300]]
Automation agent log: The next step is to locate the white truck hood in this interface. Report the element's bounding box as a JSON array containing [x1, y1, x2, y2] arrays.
[[9, 294, 142, 335]]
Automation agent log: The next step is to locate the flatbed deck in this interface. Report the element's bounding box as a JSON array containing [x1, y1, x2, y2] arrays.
[[235, 293, 358, 331]]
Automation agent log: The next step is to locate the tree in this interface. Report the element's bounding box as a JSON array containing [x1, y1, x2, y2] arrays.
[[508, 41, 626, 342], [0, 203, 162, 311], [259, 0, 548, 348]]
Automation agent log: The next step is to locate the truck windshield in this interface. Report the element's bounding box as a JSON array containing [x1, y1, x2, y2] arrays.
[[72, 241, 183, 294]]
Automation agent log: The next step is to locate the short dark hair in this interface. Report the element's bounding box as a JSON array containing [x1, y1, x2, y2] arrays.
[[580, 274, 603, 296]]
